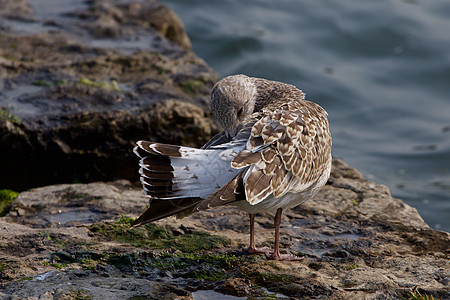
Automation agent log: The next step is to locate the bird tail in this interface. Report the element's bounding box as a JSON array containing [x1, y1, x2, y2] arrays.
[[132, 140, 239, 227]]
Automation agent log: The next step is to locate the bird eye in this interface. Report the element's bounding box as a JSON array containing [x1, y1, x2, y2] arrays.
[[237, 107, 244, 116]]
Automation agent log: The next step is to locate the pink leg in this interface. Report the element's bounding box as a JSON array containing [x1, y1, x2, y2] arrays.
[[266, 208, 303, 261], [246, 214, 271, 255], [249, 213, 256, 250]]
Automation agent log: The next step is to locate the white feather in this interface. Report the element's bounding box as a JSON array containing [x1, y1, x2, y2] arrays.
[[141, 143, 246, 200]]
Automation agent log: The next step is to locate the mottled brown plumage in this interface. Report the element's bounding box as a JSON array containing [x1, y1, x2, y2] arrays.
[[133, 74, 332, 260]]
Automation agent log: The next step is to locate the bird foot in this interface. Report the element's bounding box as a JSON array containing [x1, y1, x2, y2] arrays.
[[245, 246, 272, 255], [246, 247, 303, 261], [265, 252, 304, 261]]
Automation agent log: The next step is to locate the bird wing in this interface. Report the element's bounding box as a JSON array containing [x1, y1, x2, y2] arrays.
[[196, 99, 331, 209], [132, 139, 245, 226]]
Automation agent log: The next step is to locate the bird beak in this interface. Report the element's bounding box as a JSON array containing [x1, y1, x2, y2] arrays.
[[231, 123, 240, 137], [226, 130, 232, 140]]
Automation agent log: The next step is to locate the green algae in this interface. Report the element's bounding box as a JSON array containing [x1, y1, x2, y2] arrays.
[[32, 79, 67, 87], [68, 290, 91, 300], [78, 218, 242, 282], [17, 277, 33, 282], [39, 231, 66, 249], [148, 252, 241, 271], [79, 77, 120, 92], [108, 251, 243, 282], [180, 79, 204, 95], [60, 188, 102, 202], [42, 217, 249, 285], [1, 54, 18, 61], [345, 263, 359, 270], [45, 250, 107, 272], [88, 218, 230, 253], [405, 288, 442, 300], [45, 250, 243, 282], [0, 189, 19, 217], [349, 198, 360, 206], [252, 271, 297, 285], [0, 108, 20, 125], [42, 261, 68, 269]]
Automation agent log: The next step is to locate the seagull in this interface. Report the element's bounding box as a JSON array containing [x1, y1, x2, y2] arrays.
[[132, 74, 332, 260]]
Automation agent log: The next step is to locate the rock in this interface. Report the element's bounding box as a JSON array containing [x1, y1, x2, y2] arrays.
[[73, 0, 192, 49], [0, 0, 33, 21], [1, 159, 448, 299], [0, 1, 448, 299], [4, 180, 146, 228], [0, 0, 219, 191]]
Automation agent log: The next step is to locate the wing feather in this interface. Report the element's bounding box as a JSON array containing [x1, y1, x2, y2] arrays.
[[231, 150, 261, 169], [240, 101, 331, 206], [245, 168, 272, 205], [195, 172, 245, 210], [142, 101, 331, 213]]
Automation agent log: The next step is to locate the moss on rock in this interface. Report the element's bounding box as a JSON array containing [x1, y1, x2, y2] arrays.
[[87, 218, 231, 253], [0, 189, 19, 217], [0, 108, 20, 125]]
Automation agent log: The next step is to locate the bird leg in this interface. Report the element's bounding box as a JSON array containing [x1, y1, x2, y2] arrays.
[[265, 208, 303, 261], [245, 213, 271, 255]]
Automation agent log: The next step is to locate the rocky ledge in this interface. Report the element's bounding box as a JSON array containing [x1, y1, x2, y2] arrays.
[[1, 159, 449, 299], [0, 0, 219, 191], [0, 0, 449, 299]]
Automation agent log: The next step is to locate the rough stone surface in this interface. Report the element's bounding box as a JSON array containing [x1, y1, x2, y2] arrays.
[[0, 0, 219, 191], [0, 1, 449, 299], [1, 159, 448, 299]]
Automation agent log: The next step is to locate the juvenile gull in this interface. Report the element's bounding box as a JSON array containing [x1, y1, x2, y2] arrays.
[[133, 74, 332, 260]]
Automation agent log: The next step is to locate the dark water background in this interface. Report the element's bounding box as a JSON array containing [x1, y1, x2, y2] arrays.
[[161, 0, 450, 232]]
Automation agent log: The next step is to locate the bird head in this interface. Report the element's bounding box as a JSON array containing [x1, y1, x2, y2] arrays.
[[211, 74, 257, 137]]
